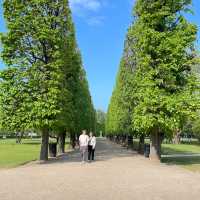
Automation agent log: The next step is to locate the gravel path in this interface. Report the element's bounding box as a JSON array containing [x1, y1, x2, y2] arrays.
[[0, 138, 200, 200]]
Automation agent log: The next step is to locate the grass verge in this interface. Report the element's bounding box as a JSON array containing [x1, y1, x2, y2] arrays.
[[0, 138, 69, 168], [162, 143, 200, 172], [0, 139, 41, 168]]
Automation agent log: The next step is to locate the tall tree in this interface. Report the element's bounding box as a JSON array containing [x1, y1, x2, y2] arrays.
[[55, 1, 80, 154], [129, 0, 199, 160], [107, 0, 199, 161], [106, 35, 136, 140], [0, 0, 76, 160], [74, 67, 96, 133]]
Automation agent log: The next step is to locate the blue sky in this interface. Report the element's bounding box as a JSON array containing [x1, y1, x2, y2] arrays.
[[0, 0, 200, 112]]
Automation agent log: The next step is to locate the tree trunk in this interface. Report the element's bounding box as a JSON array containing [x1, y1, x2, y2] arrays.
[[127, 135, 133, 149], [138, 135, 144, 154], [40, 128, 49, 161], [58, 132, 66, 154], [173, 130, 181, 144], [16, 132, 24, 144], [149, 130, 161, 161], [70, 133, 76, 149], [122, 135, 127, 147], [117, 135, 120, 144]]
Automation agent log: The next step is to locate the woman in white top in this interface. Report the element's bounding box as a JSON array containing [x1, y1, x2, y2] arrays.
[[88, 132, 96, 161]]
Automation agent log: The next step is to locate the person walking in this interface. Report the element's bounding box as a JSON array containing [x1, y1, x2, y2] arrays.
[[79, 130, 89, 163], [88, 132, 96, 162]]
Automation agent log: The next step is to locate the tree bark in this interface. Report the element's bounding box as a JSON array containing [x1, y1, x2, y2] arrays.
[[138, 135, 145, 154], [40, 128, 49, 161], [173, 130, 181, 144], [149, 129, 161, 161], [70, 133, 76, 149], [127, 135, 133, 149], [16, 131, 24, 144], [122, 135, 127, 147], [58, 132, 66, 154]]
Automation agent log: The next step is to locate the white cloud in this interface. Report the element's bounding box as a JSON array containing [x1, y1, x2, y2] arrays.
[[69, 0, 105, 26], [69, 0, 134, 26], [69, 0, 101, 12]]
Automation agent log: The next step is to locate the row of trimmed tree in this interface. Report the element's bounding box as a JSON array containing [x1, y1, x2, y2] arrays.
[[0, 0, 96, 161], [106, 0, 200, 161]]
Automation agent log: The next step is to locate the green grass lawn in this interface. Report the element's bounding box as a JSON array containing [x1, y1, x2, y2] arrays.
[[133, 139, 200, 172], [161, 143, 200, 172], [162, 143, 200, 155], [0, 139, 41, 168], [0, 138, 70, 168]]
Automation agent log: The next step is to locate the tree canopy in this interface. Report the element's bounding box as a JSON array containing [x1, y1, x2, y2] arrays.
[[106, 0, 200, 160], [0, 0, 95, 160]]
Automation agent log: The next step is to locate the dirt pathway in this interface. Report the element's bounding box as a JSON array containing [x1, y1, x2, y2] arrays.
[[0, 138, 200, 200]]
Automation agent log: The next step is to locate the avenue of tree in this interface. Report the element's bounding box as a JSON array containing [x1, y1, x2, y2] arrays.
[[1, 0, 200, 163], [0, 0, 96, 161], [106, 0, 200, 161]]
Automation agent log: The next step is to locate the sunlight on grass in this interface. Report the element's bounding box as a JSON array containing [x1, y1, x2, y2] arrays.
[[0, 139, 41, 168], [161, 143, 200, 172], [0, 138, 70, 168], [162, 143, 200, 155]]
